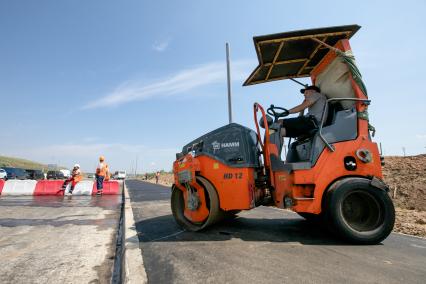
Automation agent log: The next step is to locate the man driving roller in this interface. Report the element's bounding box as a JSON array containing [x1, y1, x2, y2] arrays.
[[280, 85, 327, 138]]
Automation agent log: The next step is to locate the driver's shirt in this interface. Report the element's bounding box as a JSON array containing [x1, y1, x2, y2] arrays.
[[306, 91, 327, 122]]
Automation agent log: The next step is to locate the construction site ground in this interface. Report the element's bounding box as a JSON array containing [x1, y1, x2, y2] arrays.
[[0, 195, 121, 283], [144, 154, 426, 238]]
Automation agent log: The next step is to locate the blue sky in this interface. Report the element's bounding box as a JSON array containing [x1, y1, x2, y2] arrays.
[[0, 0, 425, 172]]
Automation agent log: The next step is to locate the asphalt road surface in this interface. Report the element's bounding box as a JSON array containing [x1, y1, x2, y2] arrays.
[[127, 180, 426, 284], [0, 195, 121, 283]]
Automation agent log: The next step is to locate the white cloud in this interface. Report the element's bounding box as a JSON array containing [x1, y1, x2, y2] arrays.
[[416, 134, 426, 139], [82, 60, 254, 109], [82, 137, 98, 143], [152, 38, 171, 52]]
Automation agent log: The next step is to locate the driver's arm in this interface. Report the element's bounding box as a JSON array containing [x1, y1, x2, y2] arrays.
[[288, 99, 315, 114]]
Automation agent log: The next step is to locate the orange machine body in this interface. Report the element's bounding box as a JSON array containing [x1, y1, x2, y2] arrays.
[[173, 155, 256, 214], [173, 38, 383, 217]]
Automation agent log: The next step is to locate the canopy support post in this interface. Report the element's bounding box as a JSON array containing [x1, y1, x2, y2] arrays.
[[311, 37, 342, 54], [290, 78, 308, 87]]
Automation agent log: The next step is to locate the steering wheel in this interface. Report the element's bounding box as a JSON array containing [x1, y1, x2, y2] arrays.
[[267, 104, 290, 122]]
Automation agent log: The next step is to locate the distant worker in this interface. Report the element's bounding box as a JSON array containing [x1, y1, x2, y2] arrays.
[[62, 164, 83, 195], [280, 85, 327, 138], [155, 171, 160, 184], [95, 156, 109, 195], [104, 164, 110, 181]]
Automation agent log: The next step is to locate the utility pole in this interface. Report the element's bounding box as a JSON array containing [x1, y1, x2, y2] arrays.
[[226, 42, 233, 124], [402, 147, 406, 157], [135, 156, 138, 177]]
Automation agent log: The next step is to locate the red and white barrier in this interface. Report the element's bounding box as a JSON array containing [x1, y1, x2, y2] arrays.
[[2, 180, 37, 195], [0, 180, 121, 196], [34, 180, 66, 196], [0, 179, 5, 195]]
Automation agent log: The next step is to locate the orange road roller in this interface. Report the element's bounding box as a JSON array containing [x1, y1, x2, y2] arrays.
[[172, 25, 395, 244]]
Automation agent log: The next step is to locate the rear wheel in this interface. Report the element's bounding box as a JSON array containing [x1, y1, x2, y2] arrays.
[[171, 176, 223, 231], [325, 178, 395, 244]]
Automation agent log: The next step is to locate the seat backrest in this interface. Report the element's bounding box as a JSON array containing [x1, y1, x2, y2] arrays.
[[286, 106, 356, 164], [324, 102, 343, 127]]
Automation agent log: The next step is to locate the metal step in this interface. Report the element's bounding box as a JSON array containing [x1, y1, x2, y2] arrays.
[[293, 197, 315, 201]]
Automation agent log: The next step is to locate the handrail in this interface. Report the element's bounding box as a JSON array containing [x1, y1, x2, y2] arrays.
[[254, 103, 272, 150], [253, 103, 265, 149], [318, 97, 371, 152], [253, 103, 272, 181]]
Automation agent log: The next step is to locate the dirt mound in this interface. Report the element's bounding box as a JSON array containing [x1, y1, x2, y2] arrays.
[[395, 208, 426, 237], [382, 154, 426, 211], [145, 173, 173, 187]]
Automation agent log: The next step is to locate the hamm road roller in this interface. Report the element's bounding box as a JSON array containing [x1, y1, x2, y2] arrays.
[[171, 25, 395, 244]]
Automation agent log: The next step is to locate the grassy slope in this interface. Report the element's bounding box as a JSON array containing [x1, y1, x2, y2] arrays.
[[0, 155, 48, 170]]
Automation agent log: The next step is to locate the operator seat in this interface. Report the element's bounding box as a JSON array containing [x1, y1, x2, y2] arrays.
[[286, 101, 343, 163]]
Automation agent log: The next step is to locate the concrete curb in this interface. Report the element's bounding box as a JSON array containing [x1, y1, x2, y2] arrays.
[[112, 182, 126, 283], [123, 182, 148, 283]]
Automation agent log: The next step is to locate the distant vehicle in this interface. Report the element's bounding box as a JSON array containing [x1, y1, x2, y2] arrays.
[[0, 168, 7, 180], [113, 171, 126, 180], [87, 173, 95, 179], [60, 169, 71, 178], [25, 169, 45, 180], [3, 167, 29, 180], [46, 170, 65, 180]]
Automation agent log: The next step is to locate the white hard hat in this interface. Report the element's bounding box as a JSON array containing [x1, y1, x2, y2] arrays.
[[74, 164, 80, 168]]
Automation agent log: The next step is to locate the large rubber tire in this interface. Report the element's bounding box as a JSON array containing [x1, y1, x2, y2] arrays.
[[325, 178, 395, 245], [171, 176, 223, 231]]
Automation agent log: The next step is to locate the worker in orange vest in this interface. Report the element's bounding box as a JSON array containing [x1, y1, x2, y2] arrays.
[[62, 164, 83, 195], [95, 156, 109, 195]]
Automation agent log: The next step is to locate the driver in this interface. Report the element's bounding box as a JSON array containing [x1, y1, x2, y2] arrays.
[[280, 85, 327, 138]]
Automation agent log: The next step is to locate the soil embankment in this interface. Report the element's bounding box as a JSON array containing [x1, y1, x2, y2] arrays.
[[382, 155, 426, 237]]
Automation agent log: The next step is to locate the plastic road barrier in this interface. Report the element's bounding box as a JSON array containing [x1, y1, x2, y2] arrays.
[[0, 180, 121, 196], [34, 180, 65, 196], [1, 180, 38, 195], [0, 179, 5, 195]]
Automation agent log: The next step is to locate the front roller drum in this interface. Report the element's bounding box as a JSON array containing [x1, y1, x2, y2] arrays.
[[171, 176, 223, 231]]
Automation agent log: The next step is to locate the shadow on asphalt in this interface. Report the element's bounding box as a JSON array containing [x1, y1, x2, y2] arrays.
[[126, 180, 369, 246], [133, 214, 360, 246]]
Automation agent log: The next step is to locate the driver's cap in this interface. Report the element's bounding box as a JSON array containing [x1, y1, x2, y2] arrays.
[[300, 85, 321, 94]]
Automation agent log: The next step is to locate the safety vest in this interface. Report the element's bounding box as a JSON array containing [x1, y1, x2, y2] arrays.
[[72, 169, 83, 182], [96, 162, 108, 177]]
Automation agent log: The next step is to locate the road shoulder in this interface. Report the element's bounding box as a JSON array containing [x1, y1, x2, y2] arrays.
[[124, 182, 147, 284]]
